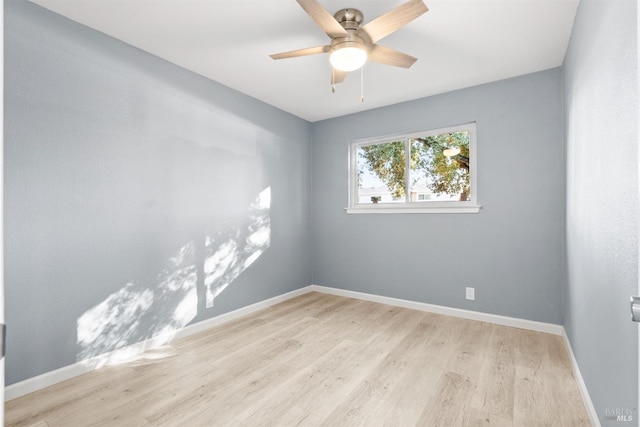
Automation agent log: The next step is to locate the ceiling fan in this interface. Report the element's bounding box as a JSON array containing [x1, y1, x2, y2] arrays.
[[270, 0, 429, 86]]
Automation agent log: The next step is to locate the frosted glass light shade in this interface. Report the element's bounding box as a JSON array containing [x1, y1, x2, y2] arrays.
[[330, 46, 367, 72]]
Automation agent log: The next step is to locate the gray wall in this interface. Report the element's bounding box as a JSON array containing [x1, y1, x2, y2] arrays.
[[311, 69, 565, 324], [5, 0, 312, 386], [563, 0, 639, 424]]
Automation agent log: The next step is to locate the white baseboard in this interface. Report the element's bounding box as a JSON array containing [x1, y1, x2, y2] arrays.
[[309, 285, 597, 423], [172, 286, 310, 341], [309, 285, 564, 335], [5, 286, 310, 401], [561, 330, 601, 426], [6, 283, 596, 423]]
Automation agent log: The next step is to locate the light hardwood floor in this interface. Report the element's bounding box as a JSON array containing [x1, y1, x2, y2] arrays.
[[6, 292, 591, 426]]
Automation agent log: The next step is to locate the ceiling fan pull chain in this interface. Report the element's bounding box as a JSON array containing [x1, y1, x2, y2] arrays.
[[331, 67, 336, 93], [360, 66, 364, 103]]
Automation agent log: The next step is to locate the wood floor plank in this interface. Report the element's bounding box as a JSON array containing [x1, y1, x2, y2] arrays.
[[237, 304, 426, 425], [417, 371, 474, 426], [265, 404, 323, 427], [515, 328, 544, 370], [470, 324, 517, 422], [138, 319, 319, 423], [19, 421, 50, 427], [443, 318, 492, 381], [513, 364, 555, 425], [235, 338, 362, 426], [462, 406, 512, 427], [6, 293, 591, 427], [148, 317, 342, 425], [375, 314, 469, 426], [321, 320, 439, 425], [543, 333, 572, 371], [5, 366, 142, 427]]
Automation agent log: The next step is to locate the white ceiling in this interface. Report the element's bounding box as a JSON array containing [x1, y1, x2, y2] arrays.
[[30, 0, 579, 122]]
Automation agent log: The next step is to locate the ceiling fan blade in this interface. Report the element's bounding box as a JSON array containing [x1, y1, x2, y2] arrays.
[[361, 0, 428, 43], [296, 0, 348, 39], [331, 68, 347, 84], [270, 45, 330, 60], [368, 45, 417, 68]]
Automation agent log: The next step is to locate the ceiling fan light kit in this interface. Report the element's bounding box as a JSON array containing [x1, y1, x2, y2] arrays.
[[270, 0, 428, 97], [329, 8, 368, 72], [329, 41, 367, 72]]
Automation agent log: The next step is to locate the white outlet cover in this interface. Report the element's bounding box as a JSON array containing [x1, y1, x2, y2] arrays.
[[466, 287, 475, 300]]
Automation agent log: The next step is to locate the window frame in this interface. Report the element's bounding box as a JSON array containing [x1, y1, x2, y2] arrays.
[[347, 122, 481, 214]]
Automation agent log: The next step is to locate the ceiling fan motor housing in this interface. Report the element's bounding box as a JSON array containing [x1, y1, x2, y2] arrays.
[[330, 8, 370, 54], [333, 8, 363, 29]]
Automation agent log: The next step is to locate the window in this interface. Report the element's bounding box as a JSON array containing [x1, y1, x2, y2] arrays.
[[348, 123, 480, 214]]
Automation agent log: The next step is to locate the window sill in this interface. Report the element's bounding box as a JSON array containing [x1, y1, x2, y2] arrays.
[[345, 204, 481, 214]]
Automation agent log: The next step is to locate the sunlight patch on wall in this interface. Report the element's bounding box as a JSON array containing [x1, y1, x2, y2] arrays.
[[77, 283, 154, 358], [76, 241, 198, 367], [75, 187, 271, 367], [204, 187, 271, 307]]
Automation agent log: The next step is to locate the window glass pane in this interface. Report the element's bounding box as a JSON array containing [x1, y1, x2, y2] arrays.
[[410, 131, 470, 202], [357, 141, 405, 204]]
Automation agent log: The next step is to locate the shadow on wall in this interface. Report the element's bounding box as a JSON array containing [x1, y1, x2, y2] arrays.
[[76, 187, 271, 368]]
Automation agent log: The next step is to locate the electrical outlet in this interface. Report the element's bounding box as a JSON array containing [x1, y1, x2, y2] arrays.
[[465, 287, 475, 301]]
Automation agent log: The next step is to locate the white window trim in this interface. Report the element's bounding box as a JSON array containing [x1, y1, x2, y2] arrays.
[[346, 122, 481, 214]]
